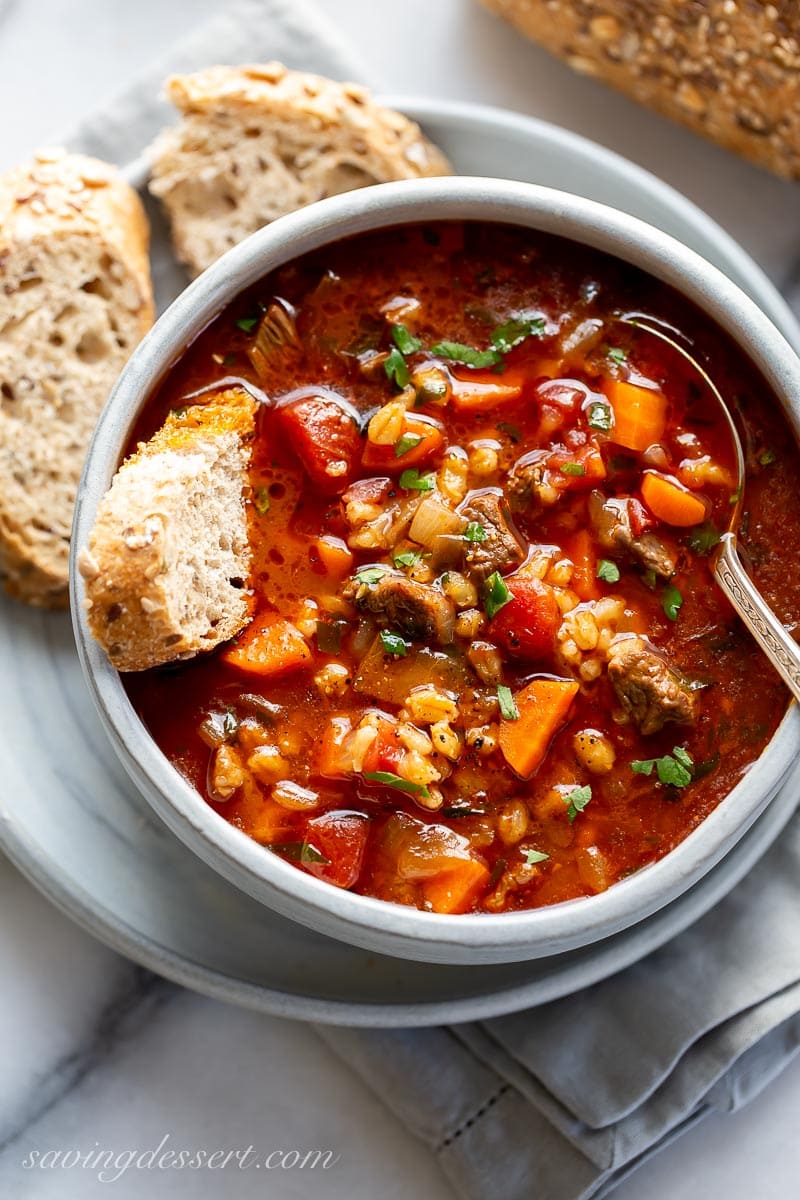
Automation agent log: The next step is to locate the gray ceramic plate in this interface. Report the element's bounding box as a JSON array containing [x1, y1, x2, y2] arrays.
[[2, 99, 798, 1025]]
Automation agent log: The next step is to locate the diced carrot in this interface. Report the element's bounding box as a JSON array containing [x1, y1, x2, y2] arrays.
[[641, 471, 709, 527], [225, 777, 294, 845], [317, 716, 354, 779], [313, 535, 353, 579], [499, 678, 580, 779], [532, 358, 563, 380], [449, 366, 527, 410], [566, 529, 601, 602], [362, 413, 444, 471], [603, 378, 667, 452], [222, 613, 312, 677], [423, 857, 491, 914]]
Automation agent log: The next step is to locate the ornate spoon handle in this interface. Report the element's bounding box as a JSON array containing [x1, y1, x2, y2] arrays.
[[714, 533, 800, 702]]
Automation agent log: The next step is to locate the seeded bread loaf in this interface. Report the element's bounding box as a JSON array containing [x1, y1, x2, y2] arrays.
[[79, 387, 257, 672], [479, 0, 800, 179], [148, 63, 453, 277], [0, 150, 154, 608]]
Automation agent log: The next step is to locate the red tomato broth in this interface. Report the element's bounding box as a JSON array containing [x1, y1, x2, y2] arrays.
[[124, 221, 800, 915]]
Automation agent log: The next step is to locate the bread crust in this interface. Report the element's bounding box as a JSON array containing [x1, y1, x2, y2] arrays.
[[479, 0, 800, 179], [0, 150, 153, 303], [149, 63, 452, 276], [0, 150, 154, 607], [80, 387, 257, 672]]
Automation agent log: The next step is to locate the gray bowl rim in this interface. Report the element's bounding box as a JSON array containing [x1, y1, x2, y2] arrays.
[[71, 176, 800, 964]]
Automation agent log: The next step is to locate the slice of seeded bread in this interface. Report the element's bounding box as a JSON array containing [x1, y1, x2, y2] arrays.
[[0, 149, 154, 608], [78, 387, 257, 672], [148, 63, 453, 277]]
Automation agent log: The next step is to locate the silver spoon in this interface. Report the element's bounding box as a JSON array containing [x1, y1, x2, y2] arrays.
[[617, 316, 800, 703]]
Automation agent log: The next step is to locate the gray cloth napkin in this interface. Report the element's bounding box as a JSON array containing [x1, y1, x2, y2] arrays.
[[318, 812, 800, 1198], [57, 2, 800, 1196]]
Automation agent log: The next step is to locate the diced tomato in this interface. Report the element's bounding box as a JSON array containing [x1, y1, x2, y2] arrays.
[[627, 497, 654, 537], [536, 379, 589, 416], [303, 810, 370, 889], [565, 529, 601, 602], [360, 717, 403, 775], [362, 413, 444, 471], [276, 389, 362, 494], [548, 441, 607, 490], [488, 577, 560, 662], [342, 476, 394, 505]]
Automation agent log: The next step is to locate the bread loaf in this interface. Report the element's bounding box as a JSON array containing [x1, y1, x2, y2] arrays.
[[148, 63, 453, 277], [79, 387, 256, 672], [479, 0, 800, 178], [0, 150, 154, 607]]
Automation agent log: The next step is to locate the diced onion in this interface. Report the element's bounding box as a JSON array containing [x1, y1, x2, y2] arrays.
[[271, 781, 321, 811], [409, 496, 466, 548]]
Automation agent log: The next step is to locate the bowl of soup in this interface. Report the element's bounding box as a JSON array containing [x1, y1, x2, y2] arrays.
[[71, 178, 800, 964]]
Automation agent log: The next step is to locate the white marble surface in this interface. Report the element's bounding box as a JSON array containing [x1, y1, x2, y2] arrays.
[[1, 0, 799, 1196]]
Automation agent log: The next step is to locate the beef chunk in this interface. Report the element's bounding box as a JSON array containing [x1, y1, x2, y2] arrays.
[[589, 492, 678, 579], [507, 452, 549, 508], [607, 636, 694, 735], [459, 490, 525, 581], [343, 572, 455, 644]]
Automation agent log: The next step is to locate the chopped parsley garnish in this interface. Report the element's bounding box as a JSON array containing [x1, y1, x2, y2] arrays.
[[496, 420, 522, 443], [464, 521, 487, 543], [391, 324, 422, 355], [607, 346, 627, 365], [355, 566, 388, 586], [380, 630, 408, 657], [524, 848, 550, 866], [393, 548, 423, 568], [560, 462, 586, 477], [729, 486, 743, 506], [490, 313, 546, 355], [587, 401, 613, 432], [254, 487, 271, 516], [564, 785, 592, 823], [632, 747, 693, 788], [431, 340, 502, 369], [662, 582, 683, 621], [363, 771, 430, 798], [235, 314, 258, 334], [759, 448, 777, 467], [642, 568, 657, 590], [686, 521, 721, 556], [484, 571, 513, 619], [222, 709, 239, 740], [414, 375, 449, 404], [497, 684, 519, 721], [268, 841, 330, 865], [399, 468, 435, 492], [384, 346, 411, 389], [597, 558, 621, 583], [394, 432, 424, 458]]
